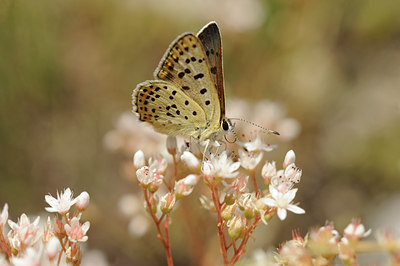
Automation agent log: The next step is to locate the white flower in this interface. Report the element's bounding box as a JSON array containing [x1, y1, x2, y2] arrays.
[[166, 136, 177, 154], [261, 161, 276, 184], [64, 217, 90, 243], [128, 214, 149, 238], [10, 246, 42, 266], [133, 150, 145, 168], [174, 175, 198, 199], [118, 194, 141, 217], [284, 163, 302, 183], [261, 185, 305, 220], [0, 203, 8, 227], [75, 191, 90, 211], [240, 134, 275, 152], [283, 150, 296, 168], [160, 193, 176, 214], [181, 151, 200, 169], [45, 188, 77, 215], [238, 149, 263, 170], [149, 155, 168, 173], [45, 236, 61, 261], [136, 166, 163, 191], [203, 151, 240, 179], [8, 214, 41, 251], [343, 220, 371, 241]]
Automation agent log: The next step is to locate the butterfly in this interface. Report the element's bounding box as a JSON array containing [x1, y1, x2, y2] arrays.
[[132, 21, 232, 142]]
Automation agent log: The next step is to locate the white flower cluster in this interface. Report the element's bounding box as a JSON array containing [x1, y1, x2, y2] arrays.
[[0, 188, 91, 265]]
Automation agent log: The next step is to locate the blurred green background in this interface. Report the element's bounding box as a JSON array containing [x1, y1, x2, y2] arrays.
[[1, 0, 400, 265]]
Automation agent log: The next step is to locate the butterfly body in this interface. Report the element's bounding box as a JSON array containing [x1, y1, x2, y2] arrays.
[[133, 22, 229, 141]]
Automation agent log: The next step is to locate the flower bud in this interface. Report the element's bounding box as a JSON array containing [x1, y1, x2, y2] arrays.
[[174, 175, 198, 200], [262, 161, 276, 186], [133, 150, 145, 168], [145, 195, 158, 214], [148, 177, 163, 193], [181, 151, 200, 169], [160, 193, 176, 214], [343, 220, 371, 242], [283, 150, 296, 169], [221, 203, 236, 221], [46, 236, 61, 261], [166, 136, 177, 155], [227, 216, 245, 239], [224, 193, 236, 205], [75, 191, 90, 212], [201, 161, 215, 177], [136, 166, 152, 187]]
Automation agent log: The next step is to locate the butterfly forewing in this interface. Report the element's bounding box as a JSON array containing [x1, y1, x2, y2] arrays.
[[154, 33, 221, 131], [133, 80, 207, 138], [197, 22, 226, 118]]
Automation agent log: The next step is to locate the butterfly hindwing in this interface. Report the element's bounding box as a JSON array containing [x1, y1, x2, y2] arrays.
[[133, 80, 207, 139], [197, 22, 226, 118], [154, 33, 221, 132]]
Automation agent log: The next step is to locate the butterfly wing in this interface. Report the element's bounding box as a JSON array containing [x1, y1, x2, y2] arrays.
[[133, 80, 207, 139], [154, 33, 221, 134], [197, 21, 226, 118]]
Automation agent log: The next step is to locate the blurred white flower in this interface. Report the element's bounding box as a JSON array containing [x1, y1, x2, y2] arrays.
[[128, 214, 149, 238], [181, 151, 200, 169], [240, 134, 275, 152], [64, 217, 90, 243], [10, 246, 42, 266], [45, 188, 77, 215], [166, 136, 177, 155], [283, 150, 296, 169], [203, 151, 240, 179], [342, 220, 371, 242], [75, 191, 90, 212], [45, 236, 61, 261], [81, 249, 109, 266], [160, 193, 176, 214], [238, 149, 263, 170], [118, 194, 142, 217], [261, 185, 305, 220], [133, 150, 145, 168], [8, 214, 40, 251], [0, 203, 8, 227]]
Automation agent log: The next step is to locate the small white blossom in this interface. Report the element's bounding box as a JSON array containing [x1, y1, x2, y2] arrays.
[[128, 214, 149, 238], [240, 134, 275, 152], [238, 149, 263, 170], [262, 161, 277, 185], [166, 136, 177, 154], [174, 175, 198, 199], [0, 203, 8, 227], [133, 150, 145, 168], [136, 166, 163, 190], [203, 151, 240, 179], [75, 191, 90, 212], [10, 246, 42, 266], [261, 185, 305, 220], [64, 217, 90, 243], [283, 150, 296, 168], [45, 236, 61, 261], [8, 214, 41, 251], [284, 163, 302, 183], [160, 193, 176, 214], [343, 220, 371, 242], [45, 188, 77, 215], [149, 155, 168, 173], [181, 151, 200, 169]]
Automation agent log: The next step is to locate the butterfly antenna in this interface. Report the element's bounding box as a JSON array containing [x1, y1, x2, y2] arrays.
[[229, 118, 280, 135]]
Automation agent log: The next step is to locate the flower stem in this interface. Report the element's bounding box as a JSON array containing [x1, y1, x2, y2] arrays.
[[143, 188, 174, 266]]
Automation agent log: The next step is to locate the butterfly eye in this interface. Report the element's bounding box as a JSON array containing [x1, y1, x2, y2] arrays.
[[221, 119, 230, 131]]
